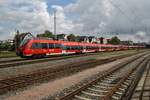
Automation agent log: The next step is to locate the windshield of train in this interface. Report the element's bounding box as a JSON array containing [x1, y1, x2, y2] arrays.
[[20, 33, 34, 47]]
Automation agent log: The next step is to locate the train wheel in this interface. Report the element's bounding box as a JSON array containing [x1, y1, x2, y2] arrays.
[[32, 54, 42, 59], [32, 55, 37, 59]]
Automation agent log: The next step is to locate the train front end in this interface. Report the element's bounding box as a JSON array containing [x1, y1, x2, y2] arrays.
[[15, 33, 34, 58]]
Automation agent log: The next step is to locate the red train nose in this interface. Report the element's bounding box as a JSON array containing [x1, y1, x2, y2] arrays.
[[23, 49, 32, 56]]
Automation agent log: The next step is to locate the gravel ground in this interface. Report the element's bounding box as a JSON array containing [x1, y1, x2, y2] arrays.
[[48, 53, 150, 100], [0, 56, 94, 80], [2, 51, 146, 100], [0, 50, 139, 80]]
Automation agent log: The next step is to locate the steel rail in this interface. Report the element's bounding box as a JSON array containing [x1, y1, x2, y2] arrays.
[[102, 56, 149, 100], [0, 51, 140, 69], [139, 62, 150, 100], [126, 61, 150, 100], [58, 53, 149, 100], [0, 54, 133, 95]]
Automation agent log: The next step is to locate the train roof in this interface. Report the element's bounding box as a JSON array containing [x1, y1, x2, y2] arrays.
[[30, 38, 63, 43], [29, 38, 144, 47]]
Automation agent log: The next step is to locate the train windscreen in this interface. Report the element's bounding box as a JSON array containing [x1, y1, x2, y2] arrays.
[[20, 33, 34, 47]]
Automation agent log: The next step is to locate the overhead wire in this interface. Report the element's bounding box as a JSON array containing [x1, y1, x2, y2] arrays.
[[108, 0, 138, 34], [108, 0, 136, 25]]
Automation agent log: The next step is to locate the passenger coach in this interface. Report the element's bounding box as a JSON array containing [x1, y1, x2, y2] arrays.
[[16, 33, 145, 58]]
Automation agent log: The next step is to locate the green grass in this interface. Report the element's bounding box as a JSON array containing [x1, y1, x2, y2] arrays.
[[0, 51, 16, 58], [92, 49, 146, 58], [0, 49, 145, 58]]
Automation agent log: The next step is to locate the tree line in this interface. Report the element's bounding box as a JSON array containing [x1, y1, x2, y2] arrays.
[[0, 30, 133, 51], [0, 41, 15, 51], [37, 30, 127, 45]]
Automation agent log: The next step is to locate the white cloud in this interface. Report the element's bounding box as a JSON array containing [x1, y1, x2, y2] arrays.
[[64, 0, 150, 42], [0, 0, 51, 40], [0, 0, 150, 43], [49, 5, 80, 34], [0, 0, 78, 40]]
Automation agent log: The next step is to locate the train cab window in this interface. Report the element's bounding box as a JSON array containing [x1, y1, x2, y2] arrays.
[[49, 43, 54, 49], [31, 43, 42, 49], [54, 44, 61, 49], [20, 33, 33, 47]]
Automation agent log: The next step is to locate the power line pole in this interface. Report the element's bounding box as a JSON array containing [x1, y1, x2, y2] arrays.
[[54, 10, 57, 40]]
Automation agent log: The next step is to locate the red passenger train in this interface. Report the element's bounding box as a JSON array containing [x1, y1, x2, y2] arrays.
[[16, 33, 145, 58]]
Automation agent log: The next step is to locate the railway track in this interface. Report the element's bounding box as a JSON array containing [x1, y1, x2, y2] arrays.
[[0, 53, 102, 68], [0, 52, 143, 95], [0, 51, 140, 69], [58, 53, 150, 100], [129, 61, 150, 100]]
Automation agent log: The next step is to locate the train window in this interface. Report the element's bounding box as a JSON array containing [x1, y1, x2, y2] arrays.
[[20, 33, 33, 47], [70, 46, 73, 50], [71, 46, 76, 50], [89, 46, 91, 49], [86, 46, 88, 49], [61, 45, 66, 50], [87, 46, 90, 49], [80, 46, 83, 50], [74, 46, 77, 50], [31, 43, 37, 49], [20, 39, 29, 47], [31, 43, 42, 49], [75, 46, 78, 50], [41, 43, 48, 49], [101, 46, 107, 49], [66, 46, 70, 50], [73, 46, 75, 50], [76, 46, 79, 50], [49, 43, 54, 49], [54, 44, 61, 49], [69, 46, 71, 50], [89, 46, 92, 49], [73, 46, 74, 50], [77, 46, 80, 50]]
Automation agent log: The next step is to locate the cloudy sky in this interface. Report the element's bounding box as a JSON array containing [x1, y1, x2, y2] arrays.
[[0, 0, 150, 42]]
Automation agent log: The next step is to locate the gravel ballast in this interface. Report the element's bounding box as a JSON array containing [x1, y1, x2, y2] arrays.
[[2, 51, 146, 100], [0, 50, 139, 80]]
